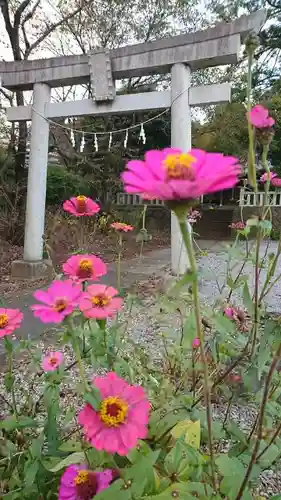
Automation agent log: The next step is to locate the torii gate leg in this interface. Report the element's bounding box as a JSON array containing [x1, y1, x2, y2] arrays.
[[12, 83, 52, 279], [171, 63, 192, 275]]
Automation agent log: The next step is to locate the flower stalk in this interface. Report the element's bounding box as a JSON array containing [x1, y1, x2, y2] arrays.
[[177, 214, 216, 492]]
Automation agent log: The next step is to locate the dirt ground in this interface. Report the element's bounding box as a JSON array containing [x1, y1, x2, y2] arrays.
[[0, 226, 170, 299]]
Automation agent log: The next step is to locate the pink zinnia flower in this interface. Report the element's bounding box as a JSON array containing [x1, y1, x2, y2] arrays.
[[224, 307, 235, 319], [79, 284, 123, 319], [42, 351, 64, 372], [192, 337, 200, 348], [260, 172, 277, 183], [188, 210, 201, 224], [229, 221, 246, 230], [121, 148, 241, 202], [63, 196, 100, 216], [0, 308, 23, 338], [271, 177, 281, 188], [248, 105, 275, 128], [63, 254, 107, 282], [79, 372, 150, 456], [58, 464, 113, 499], [110, 222, 134, 232], [30, 280, 81, 323]]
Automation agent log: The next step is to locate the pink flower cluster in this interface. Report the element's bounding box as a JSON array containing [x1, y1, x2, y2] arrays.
[[248, 105, 275, 129], [110, 222, 134, 232], [121, 148, 241, 202], [31, 256, 123, 325], [188, 209, 201, 225], [229, 221, 246, 230], [259, 171, 281, 188]]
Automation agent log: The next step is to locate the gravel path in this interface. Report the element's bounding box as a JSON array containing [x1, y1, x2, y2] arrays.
[[197, 240, 281, 313]]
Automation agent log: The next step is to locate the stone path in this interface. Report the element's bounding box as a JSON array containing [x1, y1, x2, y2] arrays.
[[1, 249, 170, 354], [3, 239, 281, 355], [196, 239, 281, 312]]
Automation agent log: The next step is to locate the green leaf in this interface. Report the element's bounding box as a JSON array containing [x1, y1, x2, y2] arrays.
[[48, 452, 86, 472], [59, 439, 83, 452], [30, 432, 44, 458], [259, 443, 280, 467], [127, 440, 152, 464], [84, 386, 101, 410], [243, 282, 254, 315], [4, 374, 15, 392], [211, 312, 235, 334], [136, 228, 152, 242], [0, 416, 38, 430], [24, 459, 39, 488], [171, 419, 200, 448], [145, 483, 199, 499], [259, 220, 272, 234], [215, 455, 245, 477], [95, 479, 132, 500], [226, 421, 247, 445]]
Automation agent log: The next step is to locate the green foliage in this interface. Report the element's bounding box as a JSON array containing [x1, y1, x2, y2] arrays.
[[46, 166, 93, 205]]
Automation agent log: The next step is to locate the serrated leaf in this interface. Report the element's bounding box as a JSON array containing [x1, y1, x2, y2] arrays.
[[171, 420, 200, 449]]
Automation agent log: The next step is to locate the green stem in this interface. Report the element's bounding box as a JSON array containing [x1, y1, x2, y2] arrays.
[[235, 342, 281, 499], [139, 204, 147, 262], [71, 334, 87, 388], [178, 217, 217, 492], [247, 52, 257, 191], [117, 234, 122, 290], [250, 228, 261, 358], [5, 337, 18, 419]]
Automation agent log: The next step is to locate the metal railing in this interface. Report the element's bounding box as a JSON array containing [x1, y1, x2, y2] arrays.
[[116, 193, 164, 206], [239, 188, 281, 207]]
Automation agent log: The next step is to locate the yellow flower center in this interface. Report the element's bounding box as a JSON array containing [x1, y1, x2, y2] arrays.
[[75, 470, 89, 485], [78, 258, 93, 279], [91, 294, 111, 307], [99, 396, 128, 427], [76, 195, 87, 212], [163, 153, 196, 180], [0, 313, 9, 329]]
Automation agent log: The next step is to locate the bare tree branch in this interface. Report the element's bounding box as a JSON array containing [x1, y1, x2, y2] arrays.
[[0, 0, 14, 42], [14, 0, 33, 28], [25, 1, 93, 58]]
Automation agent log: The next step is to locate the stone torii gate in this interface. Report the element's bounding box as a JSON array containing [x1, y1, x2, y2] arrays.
[[0, 10, 266, 279]]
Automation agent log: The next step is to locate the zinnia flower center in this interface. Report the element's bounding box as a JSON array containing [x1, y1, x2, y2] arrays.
[[49, 356, 58, 366], [78, 259, 93, 279], [76, 195, 87, 213], [0, 313, 9, 329], [91, 294, 111, 307], [54, 298, 68, 312], [163, 153, 196, 180], [75, 470, 98, 499], [99, 396, 128, 427]]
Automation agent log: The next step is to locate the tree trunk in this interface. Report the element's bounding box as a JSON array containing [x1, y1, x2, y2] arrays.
[[15, 90, 27, 183]]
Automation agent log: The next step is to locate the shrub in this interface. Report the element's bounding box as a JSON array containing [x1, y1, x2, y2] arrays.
[[46, 166, 93, 206]]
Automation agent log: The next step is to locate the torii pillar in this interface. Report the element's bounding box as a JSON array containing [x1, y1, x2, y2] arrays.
[[171, 63, 192, 275]]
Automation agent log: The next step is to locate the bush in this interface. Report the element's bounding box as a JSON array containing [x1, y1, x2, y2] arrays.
[[46, 166, 93, 206]]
